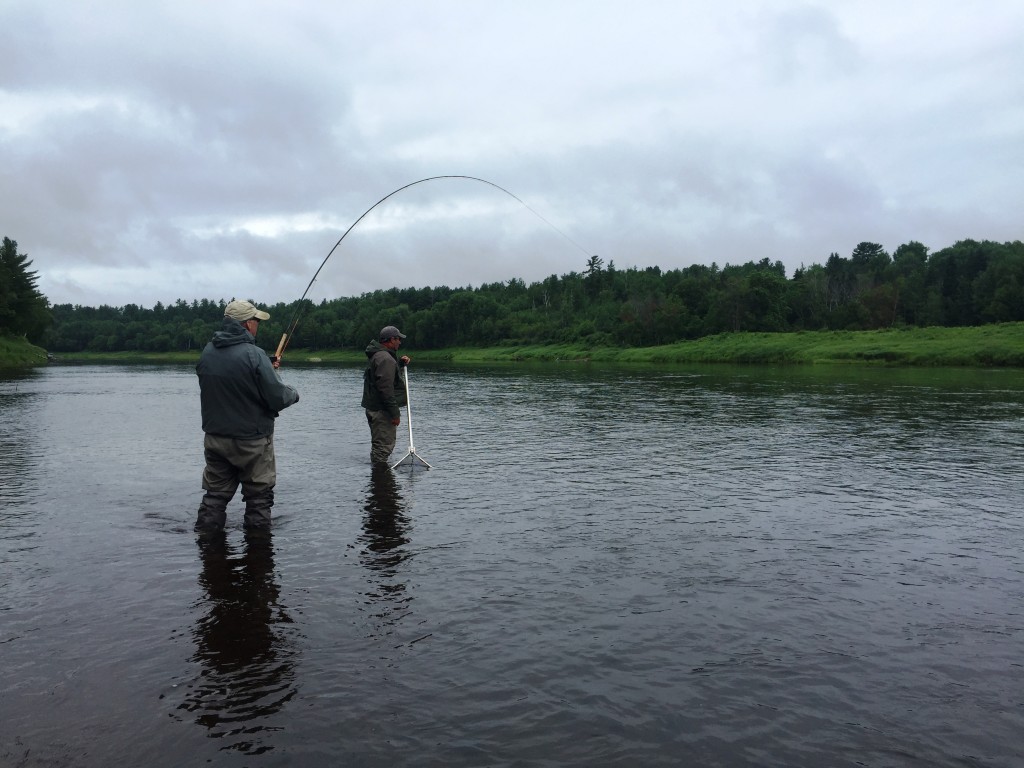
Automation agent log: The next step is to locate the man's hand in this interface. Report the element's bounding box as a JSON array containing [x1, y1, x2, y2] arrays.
[[391, 417, 401, 426], [400, 355, 411, 365]]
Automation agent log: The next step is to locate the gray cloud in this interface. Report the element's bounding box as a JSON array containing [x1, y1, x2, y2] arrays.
[[3, 0, 1022, 309]]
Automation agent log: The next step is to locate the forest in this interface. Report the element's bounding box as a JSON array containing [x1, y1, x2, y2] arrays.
[[6, 237, 1024, 355]]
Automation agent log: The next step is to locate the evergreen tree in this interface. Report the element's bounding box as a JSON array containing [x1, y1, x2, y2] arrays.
[[0, 237, 52, 342]]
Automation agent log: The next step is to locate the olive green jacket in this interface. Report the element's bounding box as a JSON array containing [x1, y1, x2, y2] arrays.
[[360, 339, 407, 419]]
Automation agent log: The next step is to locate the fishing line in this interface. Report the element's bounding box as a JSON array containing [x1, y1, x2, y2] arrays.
[[274, 175, 592, 359]]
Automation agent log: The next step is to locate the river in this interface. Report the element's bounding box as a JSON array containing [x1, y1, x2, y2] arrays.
[[1, 362, 1022, 767]]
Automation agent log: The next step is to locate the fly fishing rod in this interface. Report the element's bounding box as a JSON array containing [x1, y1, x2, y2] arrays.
[[274, 175, 591, 360]]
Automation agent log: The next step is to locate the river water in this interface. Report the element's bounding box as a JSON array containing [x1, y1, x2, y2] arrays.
[[1, 362, 1022, 767]]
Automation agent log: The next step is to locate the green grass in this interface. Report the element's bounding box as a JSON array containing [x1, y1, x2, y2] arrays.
[[0, 335, 50, 368], [21, 323, 1024, 368], [403, 324, 1024, 367]]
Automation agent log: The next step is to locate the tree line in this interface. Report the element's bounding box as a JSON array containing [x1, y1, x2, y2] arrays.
[[14, 237, 1024, 354]]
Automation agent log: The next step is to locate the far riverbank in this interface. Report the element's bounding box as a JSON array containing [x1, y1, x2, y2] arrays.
[[22, 323, 1024, 369]]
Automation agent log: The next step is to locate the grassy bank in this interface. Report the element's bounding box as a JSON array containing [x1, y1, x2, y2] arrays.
[[38, 323, 1024, 368], [0, 335, 50, 368]]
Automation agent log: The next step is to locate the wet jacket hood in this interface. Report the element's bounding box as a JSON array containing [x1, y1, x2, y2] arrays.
[[212, 317, 254, 348], [364, 338, 389, 358]]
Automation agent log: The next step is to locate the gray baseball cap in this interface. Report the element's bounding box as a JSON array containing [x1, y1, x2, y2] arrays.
[[379, 325, 407, 341]]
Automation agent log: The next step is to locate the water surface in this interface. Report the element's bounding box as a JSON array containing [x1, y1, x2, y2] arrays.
[[2, 362, 1022, 767]]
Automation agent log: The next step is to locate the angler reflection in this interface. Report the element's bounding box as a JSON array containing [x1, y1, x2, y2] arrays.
[[180, 532, 297, 755], [359, 466, 413, 634]]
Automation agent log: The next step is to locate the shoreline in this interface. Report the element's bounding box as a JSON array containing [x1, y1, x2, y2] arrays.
[[14, 323, 1024, 369]]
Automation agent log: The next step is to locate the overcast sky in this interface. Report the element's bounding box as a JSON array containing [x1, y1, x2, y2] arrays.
[[3, 1, 1022, 309]]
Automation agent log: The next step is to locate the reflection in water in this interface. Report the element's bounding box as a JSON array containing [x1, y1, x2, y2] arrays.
[[0, 371, 42, 510], [179, 532, 297, 755], [358, 466, 413, 635]]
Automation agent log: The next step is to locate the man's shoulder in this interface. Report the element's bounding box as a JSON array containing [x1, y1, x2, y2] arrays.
[[199, 339, 262, 367]]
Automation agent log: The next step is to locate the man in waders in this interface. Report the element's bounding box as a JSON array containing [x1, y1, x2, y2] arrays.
[[361, 325, 411, 465], [194, 300, 300, 534]]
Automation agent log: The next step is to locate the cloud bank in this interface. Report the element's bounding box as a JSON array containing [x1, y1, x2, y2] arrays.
[[3, 1, 1022, 308]]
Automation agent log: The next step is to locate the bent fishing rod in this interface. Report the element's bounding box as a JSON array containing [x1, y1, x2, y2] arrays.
[[273, 175, 591, 361]]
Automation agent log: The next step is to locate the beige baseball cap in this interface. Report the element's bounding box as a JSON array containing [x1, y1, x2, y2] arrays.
[[224, 300, 270, 322]]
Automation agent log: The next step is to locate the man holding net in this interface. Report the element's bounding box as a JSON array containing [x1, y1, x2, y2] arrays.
[[361, 325, 411, 465]]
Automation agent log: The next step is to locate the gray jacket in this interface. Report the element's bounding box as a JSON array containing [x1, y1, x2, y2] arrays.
[[197, 318, 299, 439]]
